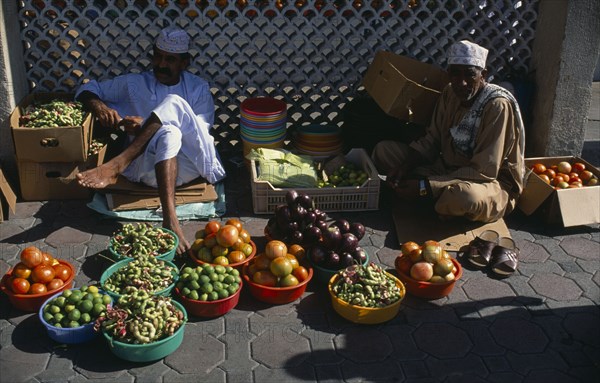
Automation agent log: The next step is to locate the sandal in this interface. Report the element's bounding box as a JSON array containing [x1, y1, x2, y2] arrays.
[[491, 237, 519, 277], [466, 230, 499, 268]]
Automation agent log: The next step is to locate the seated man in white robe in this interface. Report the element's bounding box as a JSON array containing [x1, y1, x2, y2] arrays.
[[76, 26, 226, 255]]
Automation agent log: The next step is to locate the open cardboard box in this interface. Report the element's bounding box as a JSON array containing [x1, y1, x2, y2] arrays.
[[518, 156, 600, 227], [17, 145, 107, 201], [362, 51, 449, 126], [0, 168, 17, 222], [10, 92, 94, 163], [104, 176, 218, 211]]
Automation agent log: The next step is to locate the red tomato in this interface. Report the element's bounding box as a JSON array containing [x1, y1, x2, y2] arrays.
[[569, 176, 582, 184], [395, 255, 413, 275], [205, 221, 221, 235], [252, 270, 278, 287], [544, 169, 556, 179], [556, 173, 570, 183], [204, 233, 217, 248], [538, 174, 551, 184], [265, 240, 287, 260], [401, 241, 420, 256], [11, 277, 30, 294], [31, 265, 55, 284], [46, 278, 64, 291], [292, 266, 309, 282], [287, 244, 306, 261], [572, 162, 586, 173], [40, 252, 54, 266], [531, 163, 547, 175], [238, 229, 251, 244], [29, 283, 47, 295], [225, 218, 244, 232], [52, 264, 71, 282], [12, 262, 32, 279], [253, 253, 271, 270], [20, 246, 43, 268], [580, 170, 594, 182], [216, 225, 239, 248], [270, 257, 293, 277]]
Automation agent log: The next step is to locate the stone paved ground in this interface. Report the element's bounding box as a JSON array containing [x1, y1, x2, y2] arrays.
[[0, 159, 599, 383]]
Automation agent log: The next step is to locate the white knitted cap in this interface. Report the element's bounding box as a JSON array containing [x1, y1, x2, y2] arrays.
[[155, 27, 189, 54], [447, 40, 488, 69]]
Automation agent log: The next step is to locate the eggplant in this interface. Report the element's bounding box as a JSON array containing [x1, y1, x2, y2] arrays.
[[286, 190, 299, 206], [326, 250, 340, 269], [290, 204, 307, 222], [340, 233, 359, 253], [349, 222, 366, 240], [322, 226, 342, 250], [275, 205, 292, 228], [331, 219, 351, 234], [303, 210, 317, 225], [309, 245, 327, 265], [290, 230, 304, 245], [352, 246, 368, 264], [303, 225, 322, 245], [296, 193, 314, 209], [340, 251, 355, 267]]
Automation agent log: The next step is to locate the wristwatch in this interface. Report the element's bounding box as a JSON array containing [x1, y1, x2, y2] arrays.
[[419, 179, 428, 197]]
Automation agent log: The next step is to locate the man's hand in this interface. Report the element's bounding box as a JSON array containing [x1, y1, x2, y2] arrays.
[[118, 116, 144, 135], [390, 179, 420, 200], [89, 99, 122, 128]]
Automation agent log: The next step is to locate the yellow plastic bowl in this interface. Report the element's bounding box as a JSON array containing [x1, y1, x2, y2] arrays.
[[328, 272, 405, 324]]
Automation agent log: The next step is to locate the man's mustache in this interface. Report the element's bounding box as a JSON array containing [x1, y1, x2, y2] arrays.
[[154, 67, 172, 76]]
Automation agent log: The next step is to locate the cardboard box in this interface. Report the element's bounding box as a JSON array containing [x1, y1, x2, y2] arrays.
[[17, 146, 106, 201], [10, 92, 94, 162], [0, 168, 17, 222], [362, 51, 449, 126], [518, 156, 600, 227]]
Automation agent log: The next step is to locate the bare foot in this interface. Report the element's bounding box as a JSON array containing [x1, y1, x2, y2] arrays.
[[76, 163, 120, 189], [164, 220, 189, 256]]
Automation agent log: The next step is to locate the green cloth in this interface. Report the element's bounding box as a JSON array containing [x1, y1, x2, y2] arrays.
[[246, 148, 318, 188]]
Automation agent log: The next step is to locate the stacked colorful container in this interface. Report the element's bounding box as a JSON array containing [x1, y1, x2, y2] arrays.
[[240, 97, 287, 159], [294, 124, 343, 159]]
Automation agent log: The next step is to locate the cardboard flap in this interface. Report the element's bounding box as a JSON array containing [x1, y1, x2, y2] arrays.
[[106, 184, 217, 211], [392, 202, 510, 252], [518, 170, 554, 215], [556, 188, 600, 227], [0, 168, 17, 220], [103, 175, 208, 196]]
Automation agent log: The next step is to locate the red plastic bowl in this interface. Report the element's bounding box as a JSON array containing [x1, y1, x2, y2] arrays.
[[0, 260, 76, 312], [174, 280, 242, 318], [241, 264, 313, 305], [394, 257, 463, 300], [189, 240, 257, 271]]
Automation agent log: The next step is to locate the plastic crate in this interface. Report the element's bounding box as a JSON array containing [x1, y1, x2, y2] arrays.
[[251, 148, 380, 214]]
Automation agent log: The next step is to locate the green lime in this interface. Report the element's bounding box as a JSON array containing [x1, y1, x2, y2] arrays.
[[182, 266, 194, 275], [64, 304, 76, 313], [92, 303, 106, 316], [208, 291, 219, 301], [228, 284, 239, 295], [209, 273, 219, 282], [187, 280, 201, 291], [54, 313, 64, 324], [43, 312, 54, 323], [79, 286, 88, 293], [199, 293, 208, 301], [213, 281, 223, 291], [68, 321, 80, 328], [54, 296, 67, 308], [214, 265, 226, 274], [201, 283, 213, 294], [54, 323, 62, 328], [62, 289, 72, 298], [188, 290, 199, 300], [224, 275, 236, 284], [83, 293, 95, 301], [181, 287, 191, 296], [68, 309, 81, 321], [203, 264, 214, 274], [217, 289, 229, 299], [176, 281, 185, 290], [87, 285, 99, 294], [102, 294, 112, 305], [189, 272, 199, 281], [218, 274, 226, 282], [80, 313, 91, 323], [92, 296, 103, 305], [49, 305, 61, 315], [67, 291, 82, 304], [199, 275, 210, 284], [78, 300, 93, 313]]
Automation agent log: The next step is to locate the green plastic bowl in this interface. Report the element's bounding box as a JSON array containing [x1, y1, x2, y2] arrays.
[[102, 300, 187, 362], [308, 252, 370, 285], [100, 258, 179, 301], [108, 228, 178, 262]]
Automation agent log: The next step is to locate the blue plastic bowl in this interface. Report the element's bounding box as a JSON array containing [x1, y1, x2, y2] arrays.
[[38, 289, 113, 344], [100, 259, 179, 301], [108, 227, 178, 262], [102, 300, 187, 362]]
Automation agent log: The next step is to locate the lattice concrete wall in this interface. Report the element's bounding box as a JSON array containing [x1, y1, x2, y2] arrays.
[[18, 0, 538, 153]]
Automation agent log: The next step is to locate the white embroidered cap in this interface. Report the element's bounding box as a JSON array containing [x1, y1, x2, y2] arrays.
[[155, 27, 190, 54], [447, 40, 488, 69]]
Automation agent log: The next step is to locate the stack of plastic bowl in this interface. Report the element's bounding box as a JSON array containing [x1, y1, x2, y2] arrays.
[[240, 97, 288, 159], [294, 124, 343, 160]]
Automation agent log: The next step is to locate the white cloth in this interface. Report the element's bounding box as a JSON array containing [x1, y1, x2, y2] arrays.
[[76, 71, 226, 186], [447, 40, 488, 69]]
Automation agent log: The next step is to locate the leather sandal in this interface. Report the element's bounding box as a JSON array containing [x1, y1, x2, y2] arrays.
[[466, 230, 499, 268], [491, 237, 519, 277]]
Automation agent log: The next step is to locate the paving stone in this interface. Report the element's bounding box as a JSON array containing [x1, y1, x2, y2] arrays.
[[301, 328, 343, 365], [566, 271, 600, 300], [161, 369, 226, 383], [69, 373, 134, 383], [45, 226, 92, 247], [217, 314, 257, 378], [462, 276, 516, 301], [490, 317, 549, 353], [486, 372, 525, 383], [253, 364, 316, 382], [35, 354, 75, 383], [342, 358, 404, 382], [165, 331, 225, 374], [0, 223, 28, 242], [424, 354, 488, 380], [529, 273, 582, 301], [457, 321, 504, 356], [522, 368, 580, 383], [413, 322, 472, 358], [128, 361, 170, 382], [375, 246, 399, 268], [314, 364, 344, 382], [381, 324, 427, 361], [484, 356, 512, 372], [399, 359, 431, 379], [559, 236, 600, 260], [334, 327, 393, 363], [73, 337, 133, 379], [0, 344, 52, 382], [518, 240, 550, 263], [251, 326, 311, 368], [562, 310, 600, 347]]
